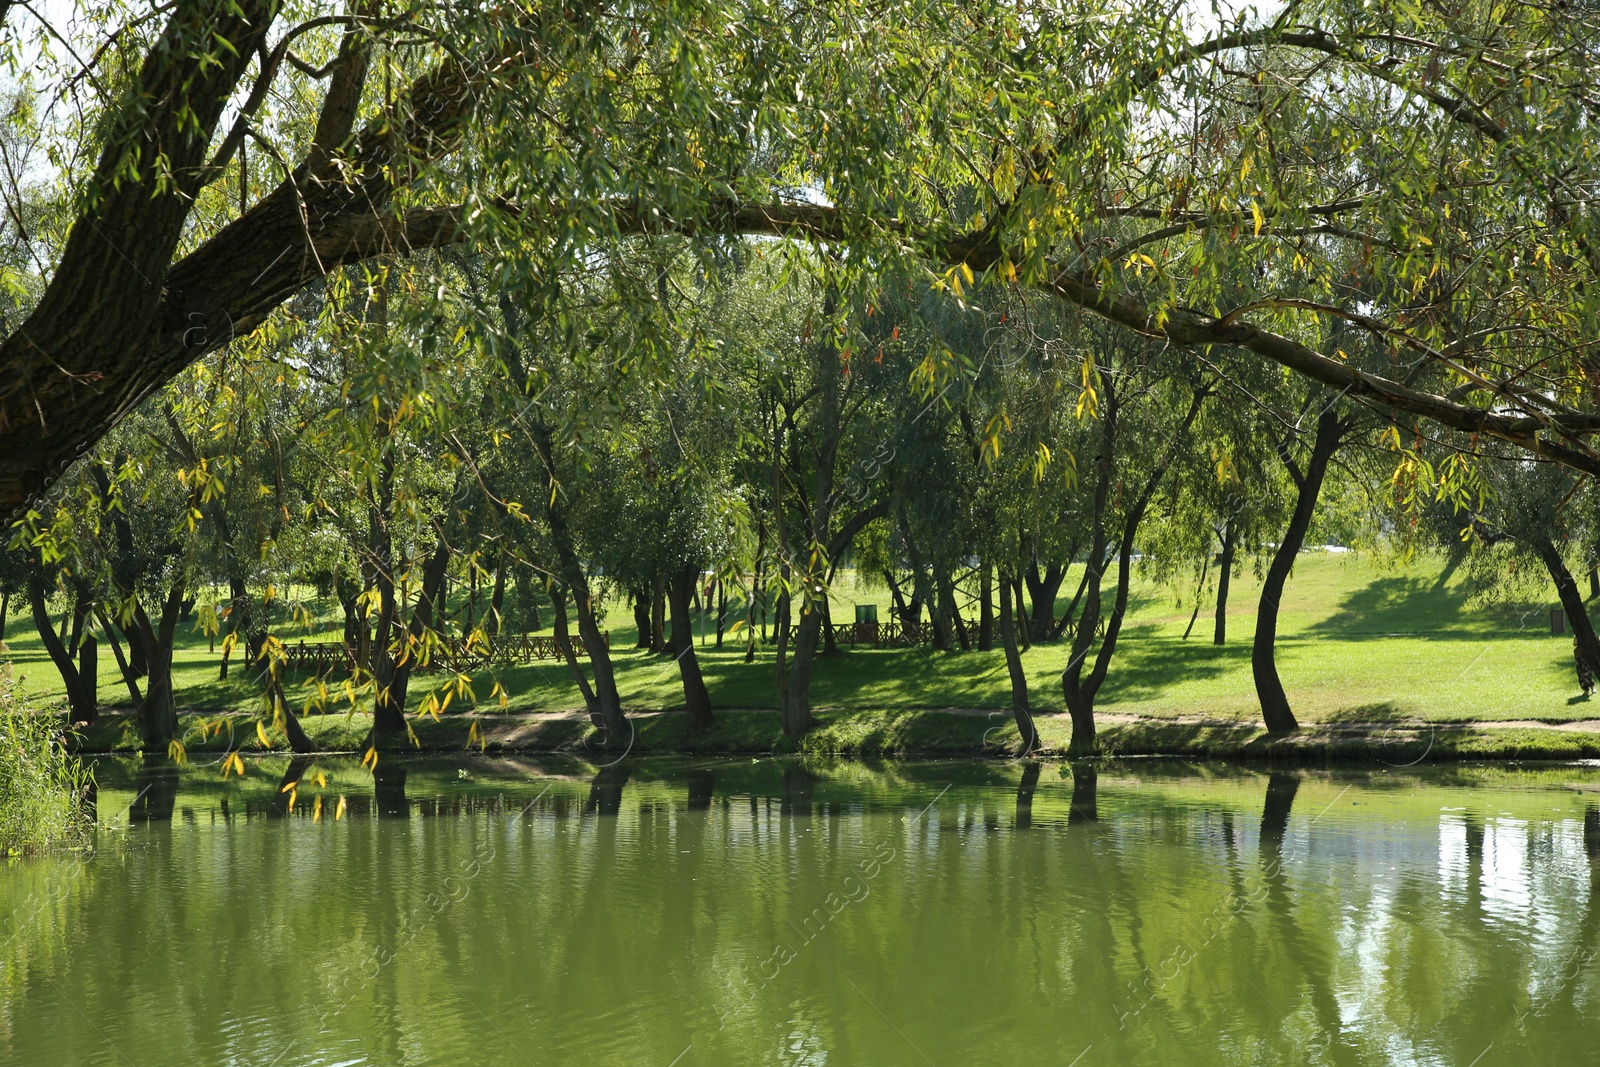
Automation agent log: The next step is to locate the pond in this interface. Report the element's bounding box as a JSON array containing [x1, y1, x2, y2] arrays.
[[3, 755, 1598, 1066]]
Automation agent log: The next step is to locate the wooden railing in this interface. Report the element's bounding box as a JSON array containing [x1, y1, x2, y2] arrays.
[[827, 619, 979, 647], [279, 616, 973, 675], [279, 632, 610, 676]]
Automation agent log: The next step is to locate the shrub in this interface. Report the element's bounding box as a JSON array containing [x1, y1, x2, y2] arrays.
[[0, 672, 91, 855]]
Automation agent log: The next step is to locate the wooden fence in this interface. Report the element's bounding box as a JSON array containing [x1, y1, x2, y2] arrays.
[[279, 616, 979, 675], [280, 632, 609, 675], [829, 619, 978, 647]]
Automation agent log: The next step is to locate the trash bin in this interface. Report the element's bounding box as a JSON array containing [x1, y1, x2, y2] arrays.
[[854, 604, 879, 644], [1553, 607, 1568, 635]]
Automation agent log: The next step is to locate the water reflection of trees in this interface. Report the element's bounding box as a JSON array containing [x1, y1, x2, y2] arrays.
[[25, 759, 1600, 1063]]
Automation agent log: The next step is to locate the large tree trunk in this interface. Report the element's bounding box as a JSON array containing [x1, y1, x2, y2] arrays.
[[1536, 540, 1600, 688], [998, 572, 1036, 751], [567, 570, 625, 742], [336, 572, 366, 668], [650, 576, 667, 653], [884, 569, 916, 626], [632, 588, 652, 648], [1024, 560, 1066, 642], [132, 577, 186, 748], [78, 634, 98, 721], [550, 585, 600, 721], [486, 558, 506, 637], [0, 0, 277, 512], [264, 666, 316, 754], [367, 454, 407, 747], [784, 594, 820, 736], [1214, 520, 1238, 645], [1254, 409, 1346, 734], [369, 532, 451, 751], [1064, 379, 1206, 752], [95, 607, 143, 706], [774, 590, 793, 726], [669, 567, 714, 737], [1061, 381, 1118, 756], [1051, 561, 1093, 641], [218, 573, 249, 681], [28, 575, 95, 724]]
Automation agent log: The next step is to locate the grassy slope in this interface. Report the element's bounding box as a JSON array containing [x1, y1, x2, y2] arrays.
[[16, 551, 1598, 756]]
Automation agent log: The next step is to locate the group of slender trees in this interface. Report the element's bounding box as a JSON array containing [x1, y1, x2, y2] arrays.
[[4, 0, 1600, 758]]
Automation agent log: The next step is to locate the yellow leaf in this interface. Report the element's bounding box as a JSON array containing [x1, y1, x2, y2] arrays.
[[256, 721, 272, 749], [313, 796, 323, 823], [1251, 201, 1264, 236], [335, 795, 348, 821]]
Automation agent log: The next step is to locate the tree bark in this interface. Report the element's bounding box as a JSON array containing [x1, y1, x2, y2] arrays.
[[1024, 560, 1066, 642], [1182, 547, 1210, 640], [998, 572, 1037, 751], [978, 564, 995, 651], [369, 532, 450, 751], [1061, 399, 1115, 756], [774, 590, 793, 727], [132, 576, 186, 748], [28, 574, 94, 724], [77, 635, 98, 723], [1536, 540, 1600, 688], [715, 579, 727, 648], [218, 573, 250, 681], [650, 576, 667, 653], [486, 557, 506, 637], [884, 569, 915, 626], [550, 585, 600, 721], [669, 567, 714, 737], [1012, 572, 1030, 650], [1254, 408, 1347, 734], [632, 588, 652, 648], [1214, 520, 1238, 645], [95, 606, 143, 706], [1064, 378, 1206, 752]]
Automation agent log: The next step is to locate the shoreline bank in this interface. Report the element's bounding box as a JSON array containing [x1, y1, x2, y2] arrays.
[[65, 708, 1600, 764]]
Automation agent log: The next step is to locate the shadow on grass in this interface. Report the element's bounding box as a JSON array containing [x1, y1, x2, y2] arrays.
[[1318, 702, 1409, 724], [1307, 575, 1551, 639], [1092, 633, 1250, 704]]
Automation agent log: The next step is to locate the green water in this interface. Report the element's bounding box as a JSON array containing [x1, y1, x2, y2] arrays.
[[4, 757, 1600, 1066]]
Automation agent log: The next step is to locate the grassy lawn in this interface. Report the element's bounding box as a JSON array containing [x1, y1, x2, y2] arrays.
[[8, 551, 1592, 732]]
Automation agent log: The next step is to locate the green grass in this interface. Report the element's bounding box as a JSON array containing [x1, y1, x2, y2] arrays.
[[11, 551, 1595, 750], [66, 705, 1600, 764], [0, 669, 91, 854]]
